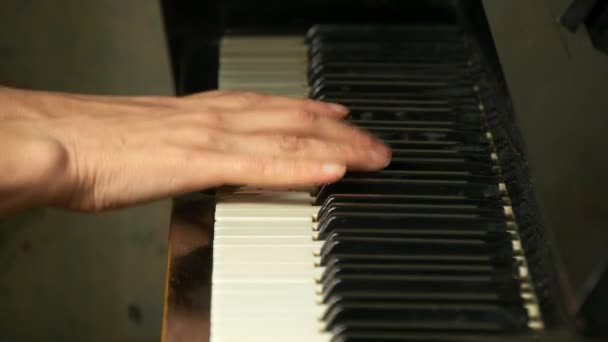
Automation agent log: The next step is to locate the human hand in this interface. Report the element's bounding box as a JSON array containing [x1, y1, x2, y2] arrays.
[[1, 87, 391, 213]]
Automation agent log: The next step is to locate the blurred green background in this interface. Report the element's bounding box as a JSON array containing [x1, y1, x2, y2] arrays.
[[0, 1, 174, 341]]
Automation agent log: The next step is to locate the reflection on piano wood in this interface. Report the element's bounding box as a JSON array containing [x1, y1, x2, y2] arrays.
[[210, 25, 544, 341]]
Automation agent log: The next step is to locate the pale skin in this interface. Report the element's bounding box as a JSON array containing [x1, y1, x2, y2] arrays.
[[0, 85, 391, 217]]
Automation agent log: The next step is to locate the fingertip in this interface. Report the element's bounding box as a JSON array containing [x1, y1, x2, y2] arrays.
[[321, 162, 346, 176], [327, 103, 349, 115]]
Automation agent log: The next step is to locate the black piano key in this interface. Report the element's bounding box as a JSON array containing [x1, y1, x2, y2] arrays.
[[315, 213, 509, 242], [342, 170, 500, 182], [322, 302, 528, 333], [349, 120, 485, 132], [306, 24, 464, 40], [322, 290, 524, 314], [363, 127, 489, 144], [344, 107, 484, 122], [367, 151, 493, 164], [382, 158, 496, 173], [320, 273, 520, 302], [316, 90, 480, 104], [316, 203, 507, 224], [322, 253, 516, 269], [309, 64, 477, 83], [319, 235, 513, 260], [321, 257, 520, 282], [319, 194, 507, 208], [309, 82, 478, 98], [309, 71, 476, 86], [314, 179, 501, 205], [380, 140, 490, 152], [328, 322, 507, 340], [320, 262, 519, 286]]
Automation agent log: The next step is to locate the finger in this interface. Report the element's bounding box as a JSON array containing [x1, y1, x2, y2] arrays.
[[184, 91, 348, 117], [208, 153, 348, 187], [224, 134, 391, 171], [219, 107, 380, 147]]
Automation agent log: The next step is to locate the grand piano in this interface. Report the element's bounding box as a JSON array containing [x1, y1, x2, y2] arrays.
[[160, 1, 608, 341]]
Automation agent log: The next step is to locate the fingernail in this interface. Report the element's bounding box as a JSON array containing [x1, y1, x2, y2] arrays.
[[371, 142, 392, 165], [370, 150, 391, 167], [328, 103, 348, 113], [322, 162, 346, 175]]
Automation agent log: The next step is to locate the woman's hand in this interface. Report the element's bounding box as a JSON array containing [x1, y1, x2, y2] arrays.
[[0, 86, 391, 215]]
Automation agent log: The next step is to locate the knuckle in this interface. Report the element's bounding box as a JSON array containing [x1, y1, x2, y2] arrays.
[[238, 91, 265, 106], [196, 127, 220, 148], [294, 109, 318, 124], [244, 157, 273, 177], [277, 135, 308, 153]]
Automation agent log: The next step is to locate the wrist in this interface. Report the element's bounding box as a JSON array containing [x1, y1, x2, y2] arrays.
[[0, 129, 71, 216], [0, 86, 51, 120]]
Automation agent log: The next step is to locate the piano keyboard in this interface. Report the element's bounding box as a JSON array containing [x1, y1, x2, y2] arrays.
[[210, 25, 544, 341]]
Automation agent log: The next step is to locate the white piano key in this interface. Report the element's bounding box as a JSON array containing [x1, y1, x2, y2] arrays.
[[214, 236, 322, 247], [214, 228, 311, 237], [214, 220, 312, 229], [213, 245, 314, 263], [211, 33, 320, 342], [216, 201, 316, 209], [213, 263, 315, 281], [215, 207, 317, 218]]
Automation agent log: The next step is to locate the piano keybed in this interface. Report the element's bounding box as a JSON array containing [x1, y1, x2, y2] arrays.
[[210, 25, 544, 341]]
